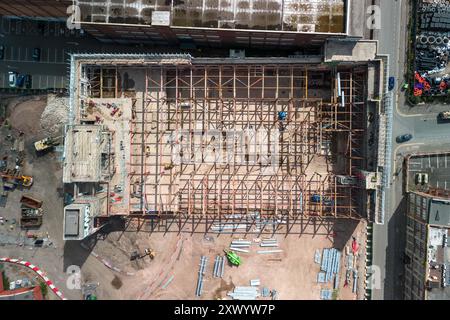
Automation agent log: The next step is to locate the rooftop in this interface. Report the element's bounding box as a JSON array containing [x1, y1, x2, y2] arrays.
[[63, 125, 104, 183], [75, 0, 348, 34], [429, 199, 450, 227], [426, 226, 450, 300], [63, 198, 103, 240]]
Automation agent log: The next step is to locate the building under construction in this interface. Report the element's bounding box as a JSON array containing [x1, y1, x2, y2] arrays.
[[62, 41, 385, 239]]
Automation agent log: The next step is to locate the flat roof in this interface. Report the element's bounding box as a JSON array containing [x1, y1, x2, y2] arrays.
[[429, 199, 450, 227], [64, 209, 80, 237], [75, 0, 347, 34], [64, 200, 100, 240], [63, 125, 103, 183], [426, 226, 450, 300]]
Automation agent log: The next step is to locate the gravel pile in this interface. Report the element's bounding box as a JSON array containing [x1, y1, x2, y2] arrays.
[[40, 95, 69, 135]]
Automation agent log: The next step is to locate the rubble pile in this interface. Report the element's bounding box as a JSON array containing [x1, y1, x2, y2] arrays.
[[40, 95, 69, 135]]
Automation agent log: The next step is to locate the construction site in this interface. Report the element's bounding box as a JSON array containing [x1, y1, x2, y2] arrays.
[[62, 49, 382, 239]]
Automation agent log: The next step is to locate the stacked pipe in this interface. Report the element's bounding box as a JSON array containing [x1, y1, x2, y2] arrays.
[[195, 256, 207, 297], [320, 248, 341, 284], [259, 238, 279, 248], [230, 240, 251, 253], [213, 255, 225, 278], [211, 224, 248, 233]]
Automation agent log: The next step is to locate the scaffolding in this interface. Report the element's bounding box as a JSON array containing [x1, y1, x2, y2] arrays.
[[122, 63, 366, 220], [73, 56, 369, 233]]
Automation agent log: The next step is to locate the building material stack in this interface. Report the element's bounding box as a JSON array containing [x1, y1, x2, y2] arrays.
[[227, 286, 260, 300], [195, 256, 207, 297]]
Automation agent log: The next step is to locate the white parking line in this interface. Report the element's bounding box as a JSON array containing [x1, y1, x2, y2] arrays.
[[437, 156, 439, 169]]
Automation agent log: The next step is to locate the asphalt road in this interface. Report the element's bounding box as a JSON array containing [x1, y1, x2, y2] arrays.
[[373, 0, 450, 300]]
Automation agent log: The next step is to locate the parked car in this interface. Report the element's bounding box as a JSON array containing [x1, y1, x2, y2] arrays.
[[32, 47, 40, 61], [0, 45, 4, 60], [8, 71, 18, 87], [396, 134, 413, 143], [422, 173, 429, 185], [388, 77, 395, 91], [15, 74, 25, 87], [24, 74, 32, 89], [415, 173, 423, 185]]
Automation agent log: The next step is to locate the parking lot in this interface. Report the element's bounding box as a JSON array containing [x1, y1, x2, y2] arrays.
[[407, 152, 450, 192], [0, 17, 84, 91]]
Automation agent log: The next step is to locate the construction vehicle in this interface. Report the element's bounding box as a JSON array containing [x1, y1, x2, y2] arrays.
[[34, 136, 62, 152], [82, 283, 99, 300], [130, 248, 155, 261], [1, 173, 33, 187], [311, 194, 334, 206], [224, 250, 242, 266]]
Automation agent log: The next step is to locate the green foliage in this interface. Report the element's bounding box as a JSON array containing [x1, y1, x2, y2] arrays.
[[332, 289, 339, 300], [407, 95, 421, 106], [1, 271, 9, 290], [39, 281, 48, 298]]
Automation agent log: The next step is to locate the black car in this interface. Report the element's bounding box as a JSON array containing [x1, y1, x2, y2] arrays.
[[24, 74, 32, 89], [0, 45, 4, 60], [388, 77, 395, 91], [32, 47, 40, 61], [396, 134, 413, 143]]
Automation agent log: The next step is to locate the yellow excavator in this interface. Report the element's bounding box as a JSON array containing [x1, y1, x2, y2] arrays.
[[1, 173, 33, 187], [130, 248, 155, 261], [34, 136, 62, 152]]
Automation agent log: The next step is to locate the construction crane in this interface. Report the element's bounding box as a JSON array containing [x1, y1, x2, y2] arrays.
[[34, 136, 62, 152], [1, 173, 33, 187]]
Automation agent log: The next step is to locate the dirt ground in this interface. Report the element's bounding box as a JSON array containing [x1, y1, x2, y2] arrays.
[[7, 96, 47, 136], [75, 218, 366, 300]]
